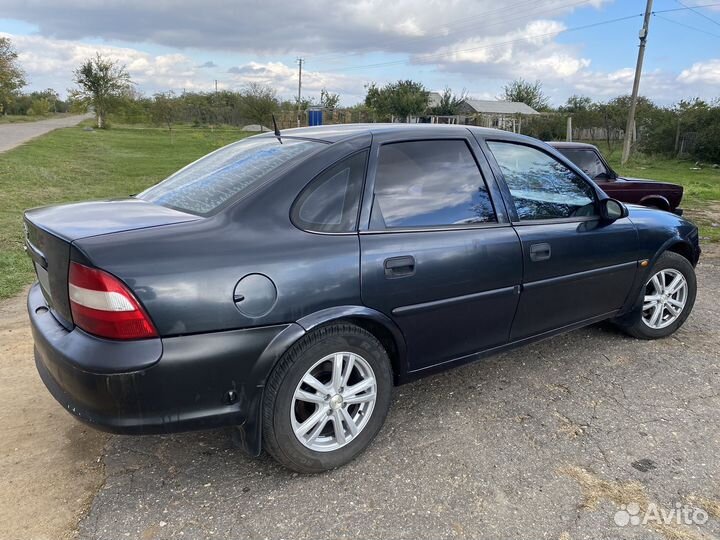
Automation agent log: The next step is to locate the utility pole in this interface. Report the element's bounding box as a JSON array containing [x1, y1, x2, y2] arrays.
[[214, 80, 218, 94], [296, 57, 304, 128], [621, 0, 653, 166], [566, 116, 573, 142]]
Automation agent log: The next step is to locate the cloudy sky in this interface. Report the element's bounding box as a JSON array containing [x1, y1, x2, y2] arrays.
[[1, 0, 719, 106]]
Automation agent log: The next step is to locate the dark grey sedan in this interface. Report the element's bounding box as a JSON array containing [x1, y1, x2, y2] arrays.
[[25, 124, 700, 472]]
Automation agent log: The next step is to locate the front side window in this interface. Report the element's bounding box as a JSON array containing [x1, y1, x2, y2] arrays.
[[487, 141, 597, 221], [139, 137, 324, 216], [370, 140, 496, 229], [556, 148, 608, 179], [292, 151, 368, 233]]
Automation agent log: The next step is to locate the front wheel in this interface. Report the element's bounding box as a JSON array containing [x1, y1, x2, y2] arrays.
[[621, 251, 697, 339], [262, 323, 393, 473]]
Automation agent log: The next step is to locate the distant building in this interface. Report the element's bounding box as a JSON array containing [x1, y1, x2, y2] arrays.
[[457, 99, 539, 116], [427, 91, 443, 109], [424, 97, 539, 132]]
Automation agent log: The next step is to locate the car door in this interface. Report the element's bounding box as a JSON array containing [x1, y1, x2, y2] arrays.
[[359, 131, 523, 372], [481, 139, 639, 341]]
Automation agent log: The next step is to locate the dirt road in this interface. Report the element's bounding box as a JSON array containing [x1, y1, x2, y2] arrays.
[[0, 115, 92, 154]]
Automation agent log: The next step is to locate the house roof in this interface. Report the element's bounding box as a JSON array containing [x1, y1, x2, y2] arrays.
[[462, 99, 539, 115]]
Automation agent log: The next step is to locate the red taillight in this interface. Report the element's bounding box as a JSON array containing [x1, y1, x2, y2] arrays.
[[68, 262, 157, 340]]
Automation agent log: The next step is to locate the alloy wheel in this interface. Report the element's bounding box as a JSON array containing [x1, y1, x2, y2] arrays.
[[641, 268, 688, 330], [291, 352, 377, 452]]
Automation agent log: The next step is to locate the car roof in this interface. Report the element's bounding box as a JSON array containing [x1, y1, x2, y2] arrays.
[[546, 141, 599, 150], [269, 123, 539, 144]]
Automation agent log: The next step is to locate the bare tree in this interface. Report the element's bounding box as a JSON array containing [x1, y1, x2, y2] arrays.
[[239, 83, 279, 128], [72, 53, 132, 128]]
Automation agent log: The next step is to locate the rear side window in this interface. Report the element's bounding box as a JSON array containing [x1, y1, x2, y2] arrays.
[[138, 137, 324, 216], [370, 140, 496, 229], [292, 150, 368, 233], [487, 141, 597, 221]]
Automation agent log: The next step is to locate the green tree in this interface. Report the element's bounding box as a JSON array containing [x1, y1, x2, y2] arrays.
[[27, 97, 51, 116], [240, 82, 279, 127], [428, 86, 468, 116], [559, 95, 593, 113], [0, 37, 26, 114], [151, 91, 180, 136], [72, 53, 132, 128], [29, 89, 60, 113], [502, 78, 549, 111], [365, 80, 429, 121], [320, 88, 340, 110]]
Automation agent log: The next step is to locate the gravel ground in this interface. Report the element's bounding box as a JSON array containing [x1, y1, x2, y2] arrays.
[[0, 288, 107, 540], [0, 114, 91, 153], [70, 255, 720, 540]]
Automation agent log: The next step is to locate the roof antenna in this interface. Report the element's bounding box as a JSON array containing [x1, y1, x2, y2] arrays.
[[272, 114, 282, 143]]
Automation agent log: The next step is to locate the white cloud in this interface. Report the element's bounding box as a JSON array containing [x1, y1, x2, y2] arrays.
[[3, 32, 212, 95], [678, 59, 720, 85], [425, 19, 591, 81], [2, 32, 367, 104], [0, 0, 613, 54], [2, 0, 717, 107]]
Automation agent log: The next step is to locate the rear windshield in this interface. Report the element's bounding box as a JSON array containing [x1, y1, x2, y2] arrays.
[[138, 137, 324, 215]]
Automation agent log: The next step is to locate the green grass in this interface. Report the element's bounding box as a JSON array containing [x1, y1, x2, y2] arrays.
[[583, 142, 720, 242], [0, 125, 251, 299]]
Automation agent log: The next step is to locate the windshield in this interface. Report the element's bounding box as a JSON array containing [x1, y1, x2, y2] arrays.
[[138, 137, 324, 215]]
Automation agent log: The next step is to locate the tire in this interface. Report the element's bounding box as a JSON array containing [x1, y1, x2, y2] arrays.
[[262, 322, 393, 473], [621, 251, 697, 340]]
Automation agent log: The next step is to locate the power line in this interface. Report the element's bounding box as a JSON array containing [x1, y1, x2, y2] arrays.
[[305, 2, 720, 74], [653, 12, 720, 37], [317, 12, 644, 73], [674, 0, 720, 26], [652, 1, 720, 15]]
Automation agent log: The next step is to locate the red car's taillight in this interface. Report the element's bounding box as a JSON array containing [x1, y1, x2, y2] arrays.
[[68, 262, 157, 340]]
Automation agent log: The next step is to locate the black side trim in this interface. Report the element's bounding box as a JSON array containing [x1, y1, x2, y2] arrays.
[[392, 285, 519, 316], [523, 260, 637, 290]]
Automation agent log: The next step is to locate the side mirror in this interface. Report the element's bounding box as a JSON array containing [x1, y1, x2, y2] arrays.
[[600, 198, 628, 221]]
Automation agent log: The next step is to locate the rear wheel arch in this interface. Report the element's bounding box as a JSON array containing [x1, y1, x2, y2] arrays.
[[341, 316, 403, 383], [296, 306, 407, 383], [261, 321, 394, 472]]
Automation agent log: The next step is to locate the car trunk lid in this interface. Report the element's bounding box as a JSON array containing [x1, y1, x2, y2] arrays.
[[24, 198, 199, 327]]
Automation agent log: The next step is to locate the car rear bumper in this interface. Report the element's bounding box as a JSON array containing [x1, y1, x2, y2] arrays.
[[28, 283, 304, 455], [673, 207, 684, 216]]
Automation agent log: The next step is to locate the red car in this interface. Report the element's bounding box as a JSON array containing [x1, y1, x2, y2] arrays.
[[549, 142, 683, 215]]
